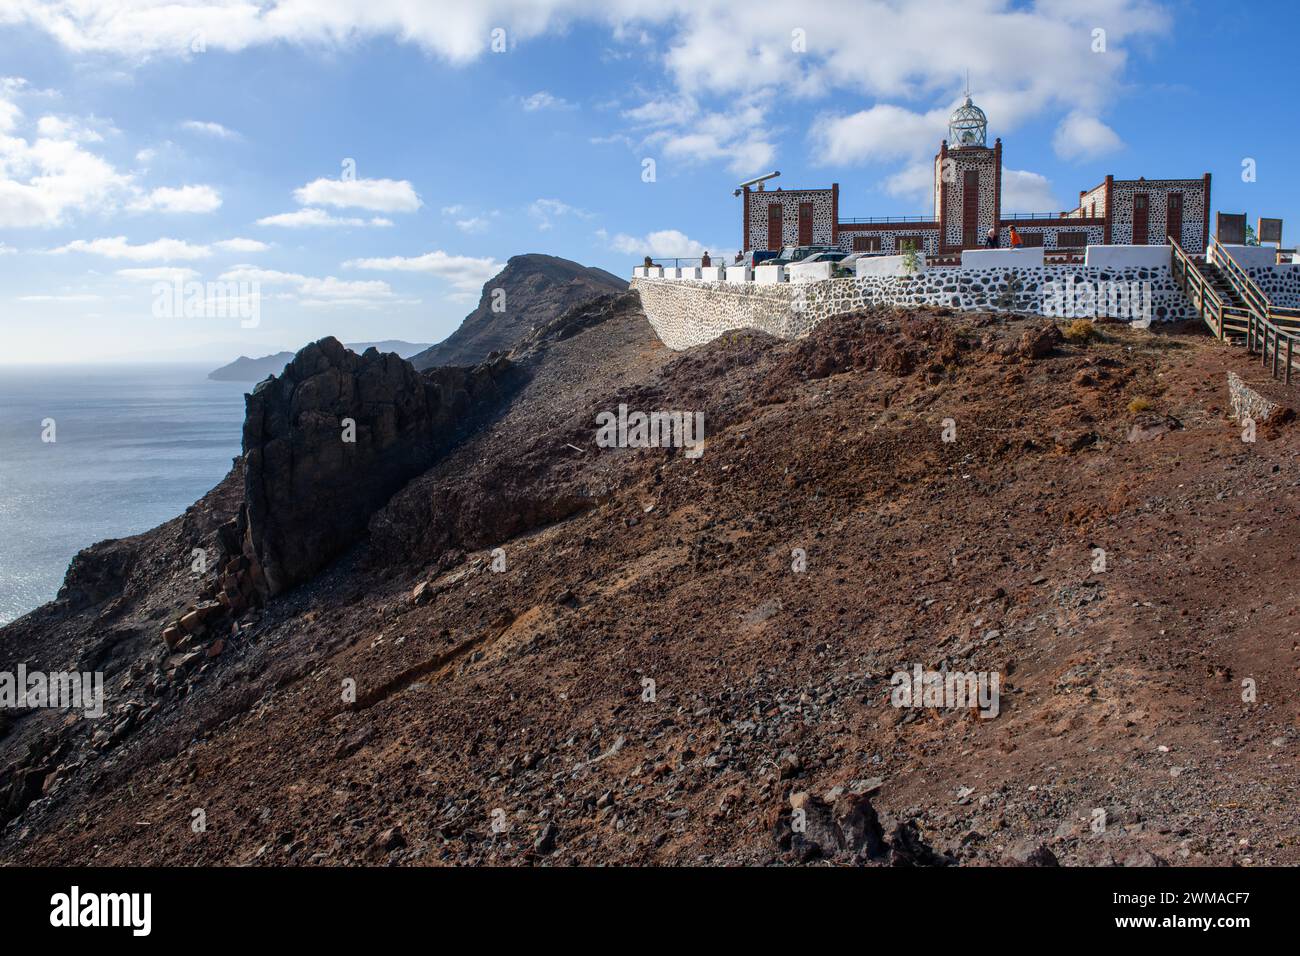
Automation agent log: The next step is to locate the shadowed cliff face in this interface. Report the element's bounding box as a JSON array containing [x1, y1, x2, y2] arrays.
[[241, 336, 520, 596]]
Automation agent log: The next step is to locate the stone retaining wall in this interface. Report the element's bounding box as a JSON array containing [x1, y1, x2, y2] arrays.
[[634, 264, 1195, 351], [1227, 371, 1286, 425], [1248, 266, 1300, 309]]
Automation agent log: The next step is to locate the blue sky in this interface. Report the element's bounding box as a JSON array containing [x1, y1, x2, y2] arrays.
[[0, 0, 1295, 363]]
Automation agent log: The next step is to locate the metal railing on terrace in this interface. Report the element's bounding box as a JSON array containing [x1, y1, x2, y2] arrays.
[[1001, 211, 1084, 220], [838, 215, 934, 224], [647, 257, 707, 268]]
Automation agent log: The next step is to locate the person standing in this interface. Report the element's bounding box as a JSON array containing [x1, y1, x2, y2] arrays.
[[1008, 225, 1023, 249], [701, 251, 711, 268]]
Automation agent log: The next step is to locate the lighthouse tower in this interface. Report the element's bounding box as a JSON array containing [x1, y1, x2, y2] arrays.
[[934, 94, 1003, 251]]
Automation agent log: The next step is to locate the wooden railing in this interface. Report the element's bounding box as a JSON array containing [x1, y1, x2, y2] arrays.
[[1168, 237, 1247, 340], [1176, 236, 1300, 385], [1209, 238, 1300, 385], [1210, 239, 1300, 327]]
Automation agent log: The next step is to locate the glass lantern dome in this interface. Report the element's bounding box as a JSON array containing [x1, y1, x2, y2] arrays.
[[949, 96, 987, 148]]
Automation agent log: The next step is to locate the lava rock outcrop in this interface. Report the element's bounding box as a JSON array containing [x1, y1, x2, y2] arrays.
[[241, 337, 519, 595]]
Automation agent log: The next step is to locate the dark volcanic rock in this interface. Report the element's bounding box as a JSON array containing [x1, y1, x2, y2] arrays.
[[889, 820, 953, 867], [783, 791, 887, 863], [1017, 322, 1064, 360], [409, 254, 627, 369], [367, 291, 644, 567], [241, 337, 519, 595], [56, 537, 139, 612]]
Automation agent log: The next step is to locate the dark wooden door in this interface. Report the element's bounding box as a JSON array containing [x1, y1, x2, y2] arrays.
[[962, 169, 981, 247], [1133, 193, 1149, 245], [768, 204, 783, 251], [1165, 192, 1183, 246], [797, 202, 814, 245]]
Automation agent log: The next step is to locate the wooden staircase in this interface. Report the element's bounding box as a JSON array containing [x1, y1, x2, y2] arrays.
[[1170, 237, 1300, 384], [1196, 258, 1246, 313]]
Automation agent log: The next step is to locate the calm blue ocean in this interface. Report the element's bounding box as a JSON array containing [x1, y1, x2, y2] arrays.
[[0, 365, 247, 627]]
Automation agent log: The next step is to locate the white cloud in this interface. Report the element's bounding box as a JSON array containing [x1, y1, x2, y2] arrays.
[[881, 162, 937, 203], [2, 3, 1167, 185], [35, 114, 107, 143], [256, 208, 391, 228], [0, 1, 602, 62], [530, 198, 586, 217], [214, 237, 269, 253], [17, 292, 103, 302], [882, 160, 1061, 215], [343, 249, 502, 294], [812, 104, 948, 166], [1000, 169, 1062, 214], [609, 229, 727, 260], [180, 119, 240, 140], [1, 3, 1171, 110], [528, 197, 594, 231], [128, 184, 222, 213], [52, 236, 212, 261], [0, 82, 133, 227], [438, 204, 498, 233], [218, 266, 306, 285], [216, 264, 397, 309], [521, 90, 574, 111], [116, 266, 200, 282], [1053, 111, 1123, 160], [655, 1, 1168, 115], [590, 133, 635, 151], [292, 176, 422, 213], [626, 98, 775, 177], [298, 276, 393, 299]]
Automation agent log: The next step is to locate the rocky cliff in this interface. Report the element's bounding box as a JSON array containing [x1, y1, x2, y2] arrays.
[[409, 254, 627, 369], [241, 337, 521, 596], [4, 294, 1299, 868]]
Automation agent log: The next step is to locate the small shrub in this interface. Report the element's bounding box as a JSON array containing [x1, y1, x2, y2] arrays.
[[901, 247, 921, 276], [1063, 319, 1100, 343], [1127, 397, 1153, 414]]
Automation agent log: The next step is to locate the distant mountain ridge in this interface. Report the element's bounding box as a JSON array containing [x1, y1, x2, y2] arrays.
[[409, 254, 627, 369], [208, 340, 430, 381]]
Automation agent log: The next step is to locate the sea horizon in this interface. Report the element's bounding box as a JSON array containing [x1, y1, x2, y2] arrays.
[[0, 363, 247, 626]]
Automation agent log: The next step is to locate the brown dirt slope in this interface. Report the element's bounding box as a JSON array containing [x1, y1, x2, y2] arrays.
[[2, 301, 1298, 867]]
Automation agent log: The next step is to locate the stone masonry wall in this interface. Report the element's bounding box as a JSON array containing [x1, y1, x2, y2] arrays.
[[746, 188, 835, 251], [1227, 371, 1279, 425], [633, 264, 1195, 351], [1248, 266, 1300, 309]]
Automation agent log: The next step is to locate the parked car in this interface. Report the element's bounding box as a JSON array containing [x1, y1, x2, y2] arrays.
[[767, 244, 841, 266], [735, 249, 780, 269], [824, 253, 864, 278], [780, 249, 852, 278], [799, 251, 847, 264]]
